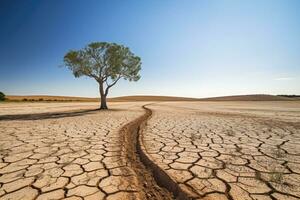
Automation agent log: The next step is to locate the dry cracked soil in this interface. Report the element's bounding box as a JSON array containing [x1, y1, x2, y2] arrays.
[[0, 101, 299, 200]]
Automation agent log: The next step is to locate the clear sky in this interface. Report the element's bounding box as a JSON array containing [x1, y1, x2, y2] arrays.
[[0, 0, 299, 98]]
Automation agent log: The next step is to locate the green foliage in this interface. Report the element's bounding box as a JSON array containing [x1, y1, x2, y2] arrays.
[[0, 92, 5, 101], [63, 42, 141, 84]]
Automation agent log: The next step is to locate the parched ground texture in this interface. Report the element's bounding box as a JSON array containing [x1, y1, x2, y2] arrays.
[[141, 101, 300, 200], [0, 101, 299, 200], [0, 102, 148, 200]]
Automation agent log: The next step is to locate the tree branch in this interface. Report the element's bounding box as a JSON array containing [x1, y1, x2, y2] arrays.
[[104, 75, 121, 96], [88, 74, 101, 82], [89, 50, 104, 79]]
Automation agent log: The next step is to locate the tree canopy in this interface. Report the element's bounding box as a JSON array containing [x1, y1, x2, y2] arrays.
[[63, 42, 141, 109]]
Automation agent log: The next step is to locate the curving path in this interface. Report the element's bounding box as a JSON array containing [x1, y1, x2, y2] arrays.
[[0, 102, 167, 200]]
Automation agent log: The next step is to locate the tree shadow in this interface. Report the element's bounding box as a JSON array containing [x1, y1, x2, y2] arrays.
[[0, 108, 122, 121]]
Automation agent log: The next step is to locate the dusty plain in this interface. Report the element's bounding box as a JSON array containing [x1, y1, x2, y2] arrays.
[[0, 101, 299, 200], [142, 101, 300, 200], [0, 102, 150, 200]]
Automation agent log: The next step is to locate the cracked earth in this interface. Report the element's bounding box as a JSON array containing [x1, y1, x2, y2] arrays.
[[141, 102, 300, 200], [0, 101, 299, 200]]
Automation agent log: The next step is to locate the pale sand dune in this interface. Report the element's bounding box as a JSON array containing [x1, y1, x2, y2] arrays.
[[199, 94, 297, 101]]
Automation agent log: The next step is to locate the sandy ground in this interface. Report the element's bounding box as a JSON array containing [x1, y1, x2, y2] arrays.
[[141, 101, 300, 200], [0, 102, 103, 115], [0, 101, 299, 200]]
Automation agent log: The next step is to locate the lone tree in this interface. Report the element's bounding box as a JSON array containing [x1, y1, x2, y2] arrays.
[[63, 42, 141, 109], [0, 92, 5, 101]]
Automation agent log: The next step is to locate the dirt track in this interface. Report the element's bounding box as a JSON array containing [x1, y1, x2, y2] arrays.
[[0, 101, 299, 200]]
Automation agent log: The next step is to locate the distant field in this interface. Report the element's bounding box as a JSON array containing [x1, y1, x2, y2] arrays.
[[6, 95, 99, 102], [110, 95, 199, 101], [5, 94, 299, 102], [5, 95, 199, 102]]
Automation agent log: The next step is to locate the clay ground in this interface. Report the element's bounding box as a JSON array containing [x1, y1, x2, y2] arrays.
[[142, 101, 300, 200], [0, 101, 299, 200], [0, 102, 151, 200]]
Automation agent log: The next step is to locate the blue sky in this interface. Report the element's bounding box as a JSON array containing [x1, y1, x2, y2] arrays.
[[0, 0, 299, 98]]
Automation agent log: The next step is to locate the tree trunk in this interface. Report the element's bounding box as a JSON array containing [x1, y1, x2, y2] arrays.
[[100, 95, 107, 109], [99, 82, 108, 109]]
